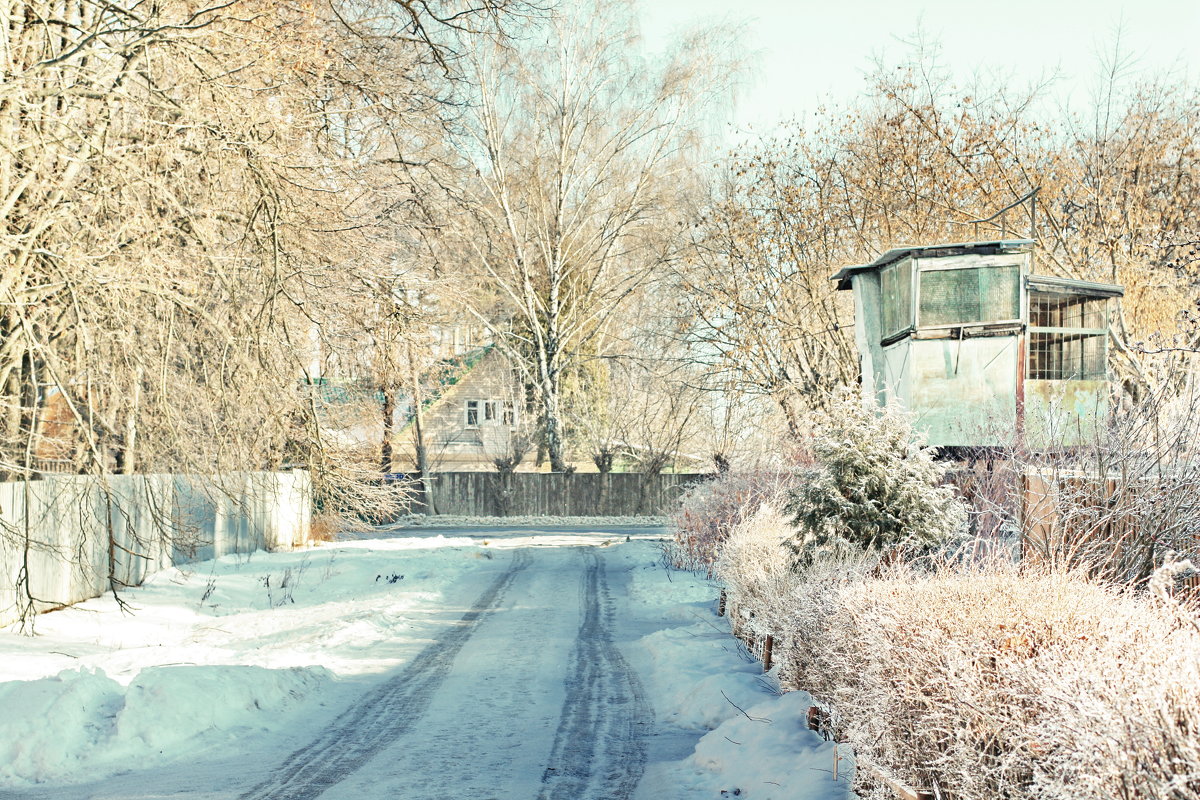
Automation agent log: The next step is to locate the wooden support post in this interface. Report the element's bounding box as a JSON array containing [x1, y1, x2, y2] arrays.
[[807, 705, 834, 742], [717, 589, 726, 617], [807, 705, 822, 731], [858, 756, 936, 800], [762, 634, 774, 672]]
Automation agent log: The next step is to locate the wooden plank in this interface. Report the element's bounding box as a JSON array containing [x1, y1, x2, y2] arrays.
[[856, 755, 935, 800]]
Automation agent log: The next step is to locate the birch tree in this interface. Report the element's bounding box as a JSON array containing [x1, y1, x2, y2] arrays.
[[448, 0, 727, 471]]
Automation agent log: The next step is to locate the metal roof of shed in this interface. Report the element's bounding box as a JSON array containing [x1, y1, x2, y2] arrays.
[[1026, 274, 1124, 298], [831, 239, 1035, 290]]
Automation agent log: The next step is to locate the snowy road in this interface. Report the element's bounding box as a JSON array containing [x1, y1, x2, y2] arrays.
[[240, 550, 535, 800], [287, 546, 649, 800], [537, 548, 651, 800], [1, 528, 853, 800]]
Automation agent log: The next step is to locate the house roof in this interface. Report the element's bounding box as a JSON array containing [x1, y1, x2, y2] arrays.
[[831, 239, 1036, 290], [397, 344, 504, 434]]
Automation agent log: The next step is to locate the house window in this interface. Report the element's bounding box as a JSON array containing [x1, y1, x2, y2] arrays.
[[880, 258, 914, 341], [484, 400, 497, 422], [1028, 292, 1108, 381], [918, 265, 1020, 328], [465, 400, 479, 428], [502, 401, 517, 427]]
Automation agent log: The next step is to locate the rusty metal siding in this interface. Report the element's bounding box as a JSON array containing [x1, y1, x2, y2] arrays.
[[1024, 379, 1108, 448]]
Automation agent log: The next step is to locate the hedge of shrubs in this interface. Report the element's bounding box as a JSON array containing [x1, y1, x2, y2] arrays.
[[671, 391, 1200, 800]]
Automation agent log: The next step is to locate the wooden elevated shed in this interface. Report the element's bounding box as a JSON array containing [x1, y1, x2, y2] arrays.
[[833, 240, 1124, 449]]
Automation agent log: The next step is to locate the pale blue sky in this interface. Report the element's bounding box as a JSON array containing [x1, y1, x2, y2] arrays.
[[638, 0, 1199, 139]]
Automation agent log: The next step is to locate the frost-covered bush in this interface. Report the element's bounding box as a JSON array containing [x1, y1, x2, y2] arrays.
[[786, 387, 966, 561], [669, 470, 799, 575], [713, 504, 798, 638], [759, 555, 1200, 800]]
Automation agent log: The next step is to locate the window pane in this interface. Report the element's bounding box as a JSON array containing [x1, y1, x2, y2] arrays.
[[1029, 332, 1107, 380], [919, 266, 1019, 327], [880, 259, 914, 340], [1030, 292, 1107, 329], [466, 400, 479, 427]]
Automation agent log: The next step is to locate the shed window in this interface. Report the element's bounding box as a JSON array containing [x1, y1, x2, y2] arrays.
[[880, 259, 914, 340], [1028, 292, 1108, 380], [918, 266, 1020, 327]]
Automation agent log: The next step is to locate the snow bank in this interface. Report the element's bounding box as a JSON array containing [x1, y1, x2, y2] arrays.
[[0, 536, 500, 788], [619, 549, 857, 800], [384, 514, 667, 529], [635, 625, 769, 730], [0, 664, 330, 785], [673, 690, 854, 800]]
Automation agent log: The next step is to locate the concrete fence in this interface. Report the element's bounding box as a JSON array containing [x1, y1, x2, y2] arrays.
[[0, 471, 311, 627], [410, 471, 707, 517]]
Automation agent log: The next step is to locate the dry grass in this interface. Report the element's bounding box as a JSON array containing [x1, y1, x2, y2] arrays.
[[309, 513, 344, 543], [716, 507, 1200, 800], [669, 470, 800, 575]]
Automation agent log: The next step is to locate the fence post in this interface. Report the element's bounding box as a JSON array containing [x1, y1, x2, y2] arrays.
[[717, 589, 726, 616], [762, 634, 774, 672]]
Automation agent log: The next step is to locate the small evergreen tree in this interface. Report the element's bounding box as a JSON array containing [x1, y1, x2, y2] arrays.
[[786, 387, 965, 563]]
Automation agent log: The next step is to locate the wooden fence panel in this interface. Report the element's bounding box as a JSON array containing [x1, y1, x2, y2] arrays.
[[417, 472, 705, 517]]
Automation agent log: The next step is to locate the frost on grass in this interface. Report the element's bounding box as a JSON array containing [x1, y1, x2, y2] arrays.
[[670, 470, 801, 575], [698, 387, 1200, 800], [716, 523, 1200, 800]]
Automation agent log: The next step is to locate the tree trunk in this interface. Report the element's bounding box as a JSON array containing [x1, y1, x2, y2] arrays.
[[406, 342, 435, 515], [380, 384, 396, 474], [777, 392, 805, 441], [539, 365, 568, 472]]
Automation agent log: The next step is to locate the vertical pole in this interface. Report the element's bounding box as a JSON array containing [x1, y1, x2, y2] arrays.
[[1030, 189, 1038, 240], [763, 634, 774, 672], [717, 589, 726, 617]]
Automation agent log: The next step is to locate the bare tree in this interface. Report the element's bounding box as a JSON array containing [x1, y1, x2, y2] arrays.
[[0, 0, 531, 626], [443, 0, 729, 471], [677, 170, 858, 435]]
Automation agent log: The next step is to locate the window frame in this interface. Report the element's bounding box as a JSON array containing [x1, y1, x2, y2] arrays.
[[880, 257, 915, 343], [465, 399, 480, 428], [1026, 289, 1110, 382], [914, 261, 1022, 332]]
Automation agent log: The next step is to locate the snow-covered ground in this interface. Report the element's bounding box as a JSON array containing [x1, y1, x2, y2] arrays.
[[382, 514, 668, 529], [0, 526, 853, 799]]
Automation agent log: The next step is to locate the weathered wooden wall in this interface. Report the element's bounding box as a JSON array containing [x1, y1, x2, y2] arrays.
[[412, 472, 705, 517]]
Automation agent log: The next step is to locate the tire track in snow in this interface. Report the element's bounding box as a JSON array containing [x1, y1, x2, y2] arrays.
[[537, 548, 651, 800], [238, 549, 531, 800]]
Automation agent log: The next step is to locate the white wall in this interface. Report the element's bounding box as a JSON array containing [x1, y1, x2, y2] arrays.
[[0, 471, 311, 627]]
